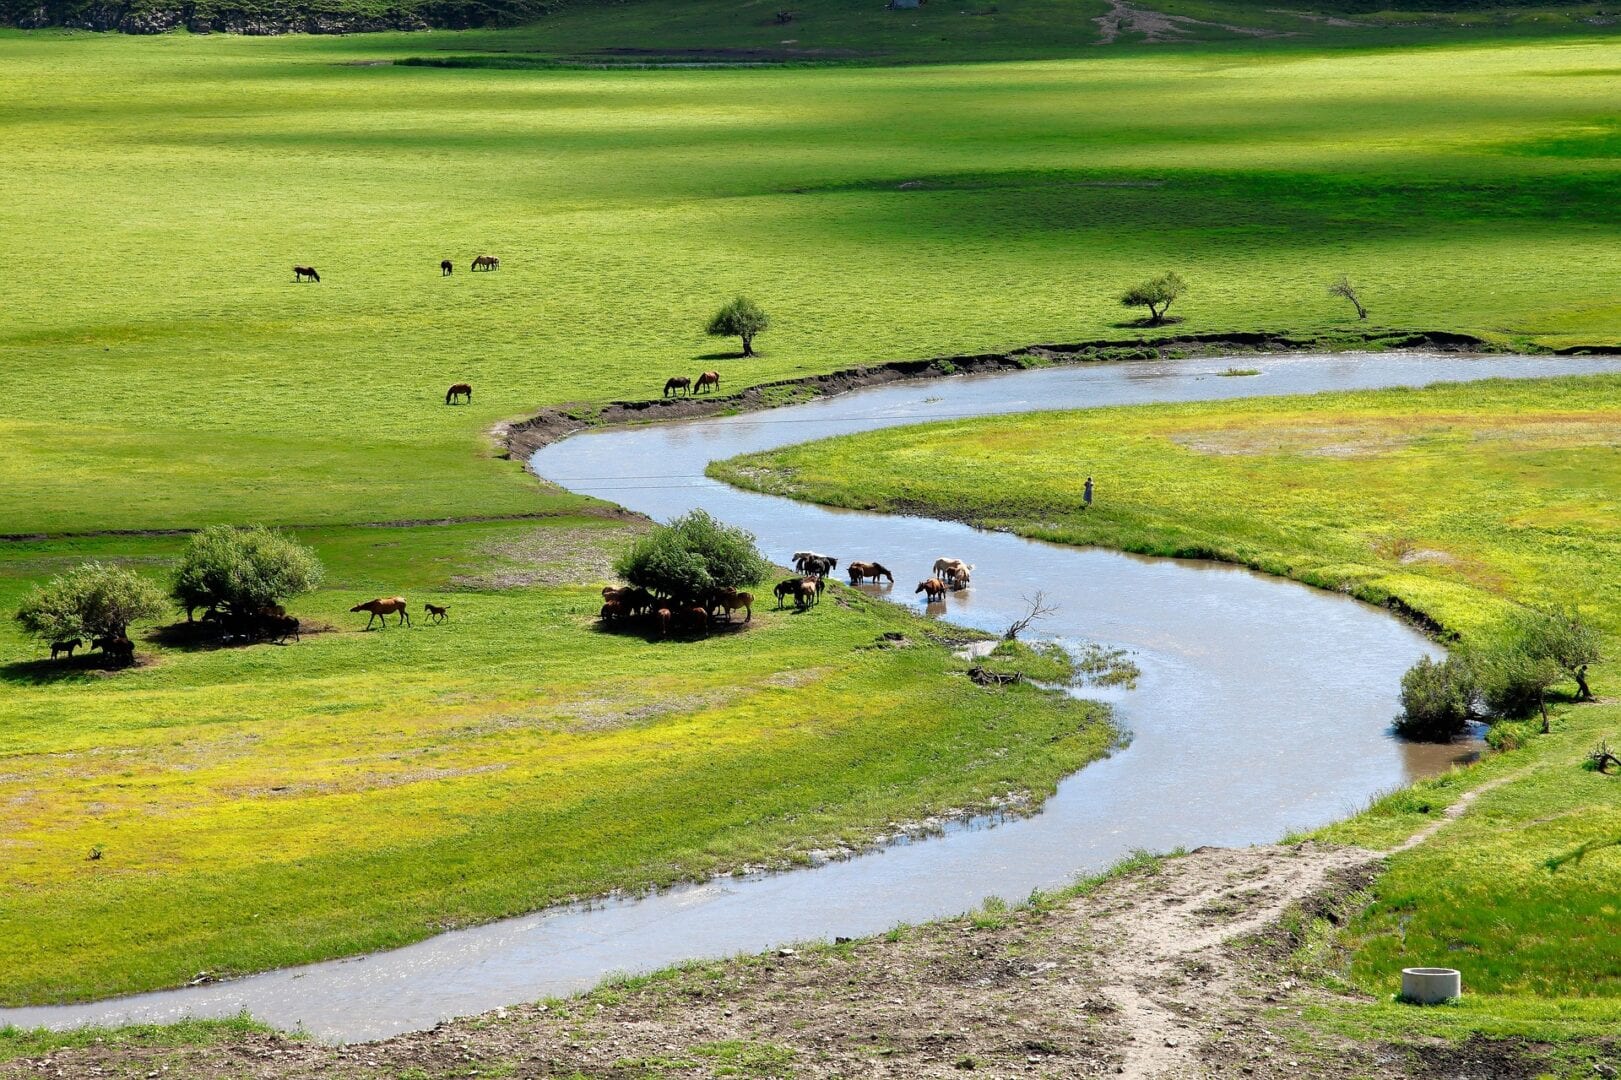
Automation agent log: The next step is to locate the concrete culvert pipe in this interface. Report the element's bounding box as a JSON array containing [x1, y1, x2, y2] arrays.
[[1401, 967, 1461, 1004]]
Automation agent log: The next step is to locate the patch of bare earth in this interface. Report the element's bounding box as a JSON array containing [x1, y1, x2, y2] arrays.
[[10, 783, 1550, 1080], [1093, 0, 1290, 43], [451, 522, 650, 590]]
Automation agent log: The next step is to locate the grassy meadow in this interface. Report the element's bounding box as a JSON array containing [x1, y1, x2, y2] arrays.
[[716, 373, 1621, 1040], [0, 519, 1112, 1003], [2, 31, 1621, 531]]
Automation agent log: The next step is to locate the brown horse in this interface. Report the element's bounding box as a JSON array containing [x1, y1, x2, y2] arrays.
[[93, 636, 135, 666], [600, 599, 628, 623], [50, 638, 82, 661], [915, 578, 947, 603], [694, 371, 721, 394], [446, 383, 473, 405], [847, 562, 893, 585], [424, 603, 449, 624], [682, 605, 711, 635], [440, 259, 453, 276], [471, 255, 500, 272], [264, 614, 301, 643], [293, 266, 320, 283], [664, 376, 691, 397], [352, 596, 411, 629], [711, 589, 753, 624]]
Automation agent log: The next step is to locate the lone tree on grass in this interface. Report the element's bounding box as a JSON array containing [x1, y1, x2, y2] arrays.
[[1516, 606, 1600, 703], [15, 562, 166, 648], [171, 525, 324, 628], [1328, 275, 1368, 320], [705, 296, 770, 357], [1118, 271, 1186, 326], [614, 510, 770, 602]]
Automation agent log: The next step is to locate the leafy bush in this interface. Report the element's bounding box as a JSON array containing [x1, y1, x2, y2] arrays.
[[1118, 271, 1186, 325], [613, 510, 770, 602], [15, 562, 166, 642], [1394, 653, 1476, 741], [171, 525, 324, 620]]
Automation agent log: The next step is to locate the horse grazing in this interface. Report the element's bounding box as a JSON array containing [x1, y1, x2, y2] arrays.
[[682, 605, 711, 635], [915, 578, 947, 603], [352, 596, 411, 629], [93, 636, 135, 667], [445, 383, 473, 405], [798, 555, 836, 580], [600, 599, 629, 624], [471, 255, 500, 272], [694, 371, 721, 394], [948, 566, 971, 590], [293, 266, 320, 283], [932, 558, 973, 586], [774, 577, 805, 609], [664, 376, 692, 397], [847, 562, 893, 585], [424, 603, 449, 624], [794, 580, 820, 610], [440, 259, 454, 276], [711, 589, 753, 624], [263, 614, 301, 643], [50, 638, 82, 661]]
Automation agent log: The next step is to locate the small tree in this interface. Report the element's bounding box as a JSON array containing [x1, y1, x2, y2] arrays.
[[171, 525, 324, 623], [15, 562, 166, 644], [1118, 271, 1186, 326], [1521, 606, 1601, 701], [1328, 275, 1368, 320], [705, 296, 770, 357], [1477, 624, 1566, 734], [614, 510, 770, 602], [1394, 653, 1476, 742]]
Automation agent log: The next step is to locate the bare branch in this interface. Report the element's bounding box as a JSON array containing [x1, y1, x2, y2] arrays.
[[1003, 590, 1058, 641]]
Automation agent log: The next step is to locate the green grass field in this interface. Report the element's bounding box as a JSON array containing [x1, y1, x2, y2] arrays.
[[716, 373, 1621, 1045], [4, 17, 1621, 1022], [3, 31, 1621, 532], [0, 520, 1112, 1003]]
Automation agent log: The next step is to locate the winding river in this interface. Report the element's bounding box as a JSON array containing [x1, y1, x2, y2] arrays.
[[6, 352, 1616, 1042]]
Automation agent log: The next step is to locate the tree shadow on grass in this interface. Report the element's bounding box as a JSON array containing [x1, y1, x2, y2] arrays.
[[691, 351, 748, 361], [145, 620, 333, 652], [2, 652, 133, 685], [1108, 315, 1186, 331]]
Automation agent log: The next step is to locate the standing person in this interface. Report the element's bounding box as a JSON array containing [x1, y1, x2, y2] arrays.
[[1083, 475, 1094, 509]]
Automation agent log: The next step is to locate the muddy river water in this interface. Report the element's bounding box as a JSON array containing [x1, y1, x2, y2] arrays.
[[6, 352, 1616, 1041]]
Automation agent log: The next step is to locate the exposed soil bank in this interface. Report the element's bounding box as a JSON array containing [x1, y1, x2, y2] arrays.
[[502, 329, 1501, 459], [0, 0, 549, 34]]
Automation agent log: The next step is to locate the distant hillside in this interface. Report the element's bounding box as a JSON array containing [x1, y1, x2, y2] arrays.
[[1, 0, 552, 32], [4, 0, 1614, 44]]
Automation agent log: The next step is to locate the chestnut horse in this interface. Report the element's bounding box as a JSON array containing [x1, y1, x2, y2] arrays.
[[293, 266, 320, 283], [446, 383, 473, 405], [352, 596, 411, 629], [440, 259, 453, 276], [915, 578, 947, 603], [847, 561, 893, 585], [471, 255, 500, 272], [694, 371, 721, 394], [711, 589, 753, 623], [664, 376, 691, 397]]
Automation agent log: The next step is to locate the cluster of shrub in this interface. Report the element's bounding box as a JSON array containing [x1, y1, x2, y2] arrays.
[[609, 509, 771, 610], [1396, 606, 1599, 742], [15, 525, 324, 664]]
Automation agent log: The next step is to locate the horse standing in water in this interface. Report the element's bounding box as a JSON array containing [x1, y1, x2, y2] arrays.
[[446, 383, 473, 405], [293, 266, 320, 283]]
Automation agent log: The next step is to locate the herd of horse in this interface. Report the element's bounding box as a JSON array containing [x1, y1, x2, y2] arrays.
[[595, 549, 976, 638], [664, 372, 722, 397], [293, 256, 500, 284]]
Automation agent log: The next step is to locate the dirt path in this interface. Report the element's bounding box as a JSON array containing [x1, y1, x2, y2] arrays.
[[1092, 0, 1290, 44]]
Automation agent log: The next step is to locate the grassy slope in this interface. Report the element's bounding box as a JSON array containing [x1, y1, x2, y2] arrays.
[[714, 374, 1621, 1034], [1, 33, 1620, 532], [0, 521, 1112, 1003]]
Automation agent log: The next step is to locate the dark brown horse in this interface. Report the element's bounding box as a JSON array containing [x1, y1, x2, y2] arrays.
[[446, 383, 473, 405], [471, 255, 500, 272], [352, 596, 411, 629], [847, 561, 893, 585], [293, 266, 320, 283], [694, 371, 721, 394], [664, 376, 692, 397], [440, 259, 454, 276], [50, 638, 82, 661], [93, 635, 135, 666], [424, 603, 449, 623]]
